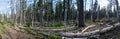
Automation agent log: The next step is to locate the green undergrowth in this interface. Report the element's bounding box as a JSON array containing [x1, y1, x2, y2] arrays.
[[85, 19, 99, 26], [24, 28, 37, 35], [85, 18, 115, 26], [24, 28, 45, 39], [46, 23, 64, 28], [0, 21, 14, 35], [47, 34, 60, 39], [0, 23, 5, 35], [24, 22, 32, 27]]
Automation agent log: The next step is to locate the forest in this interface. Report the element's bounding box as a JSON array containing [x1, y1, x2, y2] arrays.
[[0, 0, 120, 39]]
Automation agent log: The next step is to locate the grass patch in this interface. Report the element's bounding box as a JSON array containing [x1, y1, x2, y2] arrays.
[[0, 21, 14, 35], [46, 23, 64, 28], [48, 34, 60, 39], [0, 24, 5, 35], [24, 28, 37, 35], [24, 28, 45, 39], [24, 22, 32, 27], [85, 19, 99, 26], [0, 21, 15, 35]]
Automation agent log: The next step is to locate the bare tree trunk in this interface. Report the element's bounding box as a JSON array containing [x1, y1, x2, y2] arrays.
[[106, 7, 109, 19], [23, 0, 26, 25], [10, 0, 14, 23], [84, 0, 87, 22], [91, 0, 93, 24], [97, 6, 100, 20], [39, 7, 43, 27], [15, 0, 19, 26], [20, 0, 22, 25], [63, 0, 67, 30], [91, 12, 93, 24], [77, 0, 85, 27], [115, 0, 119, 22], [32, 8, 34, 27], [15, 0, 21, 26]]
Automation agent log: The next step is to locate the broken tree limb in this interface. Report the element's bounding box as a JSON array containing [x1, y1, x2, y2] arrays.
[[81, 25, 96, 32]]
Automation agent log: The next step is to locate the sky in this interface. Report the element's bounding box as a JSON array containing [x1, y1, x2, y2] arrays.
[[0, 0, 120, 14], [86, 0, 109, 10], [0, 0, 10, 14], [0, 0, 33, 14], [86, 0, 120, 10]]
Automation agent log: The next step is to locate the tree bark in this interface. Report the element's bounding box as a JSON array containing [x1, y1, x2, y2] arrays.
[[115, 0, 119, 22], [77, 0, 85, 27], [91, 0, 93, 24], [84, 0, 86, 23], [97, 6, 100, 20]]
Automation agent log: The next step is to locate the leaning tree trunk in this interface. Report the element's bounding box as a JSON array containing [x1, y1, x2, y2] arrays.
[[77, 0, 85, 27]]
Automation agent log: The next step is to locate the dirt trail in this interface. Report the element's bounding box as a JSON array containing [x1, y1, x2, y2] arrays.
[[1, 27, 35, 39]]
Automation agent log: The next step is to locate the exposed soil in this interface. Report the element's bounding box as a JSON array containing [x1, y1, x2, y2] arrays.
[[1, 27, 35, 39]]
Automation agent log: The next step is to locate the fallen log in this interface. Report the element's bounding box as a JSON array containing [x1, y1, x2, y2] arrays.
[[59, 23, 120, 37]]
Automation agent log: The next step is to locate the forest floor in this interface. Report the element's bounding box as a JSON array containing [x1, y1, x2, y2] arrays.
[[82, 21, 120, 39], [1, 19, 120, 39], [100, 24, 120, 39], [1, 26, 35, 39]]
